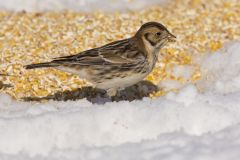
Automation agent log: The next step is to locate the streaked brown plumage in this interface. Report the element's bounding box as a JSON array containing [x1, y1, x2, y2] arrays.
[[25, 22, 176, 96]]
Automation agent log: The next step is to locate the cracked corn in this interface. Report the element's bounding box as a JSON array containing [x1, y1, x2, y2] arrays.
[[0, 0, 240, 99]]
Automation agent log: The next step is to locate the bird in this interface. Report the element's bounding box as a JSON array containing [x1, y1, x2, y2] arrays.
[[25, 22, 176, 96]]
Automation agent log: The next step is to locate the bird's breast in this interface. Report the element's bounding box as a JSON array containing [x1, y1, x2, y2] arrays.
[[142, 38, 158, 71], [146, 50, 158, 73]]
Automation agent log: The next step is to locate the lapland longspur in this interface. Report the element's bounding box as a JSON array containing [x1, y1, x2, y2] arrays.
[[25, 22, 176, 96]]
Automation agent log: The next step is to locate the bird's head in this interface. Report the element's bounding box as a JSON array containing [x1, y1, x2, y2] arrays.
[[136, 22, 176, 52]]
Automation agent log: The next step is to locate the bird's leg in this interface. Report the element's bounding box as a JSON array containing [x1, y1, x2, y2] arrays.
[[106, 88, 118, 97]]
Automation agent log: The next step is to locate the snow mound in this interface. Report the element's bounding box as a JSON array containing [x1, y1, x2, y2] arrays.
[[198, 42, 240, 94], [0, 41, 240, 159]]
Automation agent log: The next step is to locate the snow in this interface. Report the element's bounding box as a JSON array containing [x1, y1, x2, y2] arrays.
[[0, 0, 166, 12], [0, 41, 240, 159], [198, 42, 240, 94]]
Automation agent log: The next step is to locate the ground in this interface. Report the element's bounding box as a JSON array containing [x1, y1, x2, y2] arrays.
[[0, 0, 240, 160]]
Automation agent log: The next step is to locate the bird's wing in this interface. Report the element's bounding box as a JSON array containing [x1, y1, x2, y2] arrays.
[[52, 39, 145, 66]]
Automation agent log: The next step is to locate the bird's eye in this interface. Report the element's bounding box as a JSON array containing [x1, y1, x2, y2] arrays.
[[156, 32, 161, 36]]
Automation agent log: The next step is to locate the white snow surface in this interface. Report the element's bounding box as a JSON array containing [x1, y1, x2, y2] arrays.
[[1, 41, 240, 159], [0, 0, 166, 12]]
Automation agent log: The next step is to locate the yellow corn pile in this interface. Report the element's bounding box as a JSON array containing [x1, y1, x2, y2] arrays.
[[0, 0, 239, 99]]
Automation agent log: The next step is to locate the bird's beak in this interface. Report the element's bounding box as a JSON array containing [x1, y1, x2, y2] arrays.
[[167, 32, 176, 42]]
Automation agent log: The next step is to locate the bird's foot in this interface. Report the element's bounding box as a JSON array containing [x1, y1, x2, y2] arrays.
[[106, 88, 118, 97]]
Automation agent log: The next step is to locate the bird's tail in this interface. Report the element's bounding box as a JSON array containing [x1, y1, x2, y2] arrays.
[[25, 62, 59, 69], [0, 73, 9, 76]]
